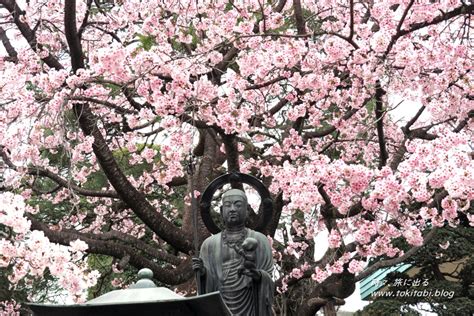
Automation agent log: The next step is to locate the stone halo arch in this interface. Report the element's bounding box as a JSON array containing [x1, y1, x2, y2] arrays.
[[199, 172, 273, 234]]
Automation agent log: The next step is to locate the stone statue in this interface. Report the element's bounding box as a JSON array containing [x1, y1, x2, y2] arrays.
[[193, 189, 274, 316]]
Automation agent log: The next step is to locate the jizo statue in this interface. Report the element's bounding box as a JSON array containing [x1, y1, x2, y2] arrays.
[[192, 189, 274, 316]]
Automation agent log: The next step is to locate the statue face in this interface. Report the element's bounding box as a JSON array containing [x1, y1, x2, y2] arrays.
[[221, 195, 247, 228]]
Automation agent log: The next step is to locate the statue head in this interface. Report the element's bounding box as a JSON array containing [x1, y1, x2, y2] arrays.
[[221, 189, 248, 228]]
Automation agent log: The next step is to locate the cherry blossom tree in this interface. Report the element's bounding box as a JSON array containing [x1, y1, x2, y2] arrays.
[[357, 226, 474, 315], [0, 0, 472, 314]]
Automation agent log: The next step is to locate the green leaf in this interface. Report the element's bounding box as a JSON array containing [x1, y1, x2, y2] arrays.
[[137, 34, 156, 51], [365, 98, 376, 114]]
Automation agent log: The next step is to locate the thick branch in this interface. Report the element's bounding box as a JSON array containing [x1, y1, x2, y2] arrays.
[[293, 0, 306, 35], [303, 107, 359, 140], [0, 0, 63, 70], [73, 105, 191, 251], [167, 176, 187, 187], [389, 138, 407, 171], [396, 0, 415, 34], [28, 216, 192, 285], [88, 230, 182, 266], [275, 0, 287, 12], [222, 134, 240, 172], [211, 46, 239, 83], [179, 112, 212, 129], [64, 0, 85, 70], [121, 86, 145, 111], [318, 185, 364, 219], [403, 105, 426, 132], [0, 26, 18, 62], [268, 98, 289, 116], [453, 110, 473, 133], [348, 0, 355, 40], [374, 81, 388, 169], [403, 4, 473, 34], [63, 1, 191, 252]]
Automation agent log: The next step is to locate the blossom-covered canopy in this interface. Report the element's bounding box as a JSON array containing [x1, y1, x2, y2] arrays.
[[0, 0, 472, 314]]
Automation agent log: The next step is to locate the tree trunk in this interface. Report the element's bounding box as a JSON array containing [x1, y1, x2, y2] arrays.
[[323, 301, 336, 316]]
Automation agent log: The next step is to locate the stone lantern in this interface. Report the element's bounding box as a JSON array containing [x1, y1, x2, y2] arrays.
[[29, 268, 231, 316]]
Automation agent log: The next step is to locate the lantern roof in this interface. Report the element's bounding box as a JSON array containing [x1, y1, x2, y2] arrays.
[[29, 268, 231, 316]]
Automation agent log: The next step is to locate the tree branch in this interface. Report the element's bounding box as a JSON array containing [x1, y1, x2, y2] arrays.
[[121, 86, 145, 111], [269, 98, 289, 116], [275, 0, 287, 13], [211, 46, 239, 83], [28, 216, 192, 285], [389, 138, 407, 171], [293, 0, 306, 35], [355, 228, 437, 281], [70, 96, 136, 115], [88, 230, 182, 266], [385, 3, 473, 56], [73, 102, 192, 251], [64, 0, 85, 71], [91, 24, 122, 44], [221, 133, 240, 172], [0, 147, 119, 198], [374, 81, 388, 169], [167, 176, 187, 187], [403, 105, 426, 132], [179, 112, 213, 129], [0, 26, 18, 62], [77, 0, 93, 39], [246, 75, 288, 90], [396, 0, 415, 34], [0, 0, 63, 70], [348, 0, 355, 41], [236, 31, 360, 49], [63, 1, 192, 252], [303, 106, 360, 140], [318, 185, 364, 219], [453, 109, 473, 133]]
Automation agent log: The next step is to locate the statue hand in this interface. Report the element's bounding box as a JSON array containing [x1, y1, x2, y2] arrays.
[[243, 260, 256, 270], [242, 268, 261, 281], [192, 257, 205, 275]]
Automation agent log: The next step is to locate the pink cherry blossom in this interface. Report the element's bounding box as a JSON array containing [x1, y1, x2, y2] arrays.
[[0, 0, 472, 311], [69, 239, 88, 252]]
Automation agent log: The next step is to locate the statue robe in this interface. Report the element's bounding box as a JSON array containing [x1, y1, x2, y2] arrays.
[[199, 229, 274, 316]]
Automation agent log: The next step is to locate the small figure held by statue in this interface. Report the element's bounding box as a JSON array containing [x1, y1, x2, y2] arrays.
[[192, 189, 274, 316], [237, 237, 258, 277]]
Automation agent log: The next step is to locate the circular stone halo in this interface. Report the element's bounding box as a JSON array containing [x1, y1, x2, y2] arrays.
[[199, 172, 273, 234]]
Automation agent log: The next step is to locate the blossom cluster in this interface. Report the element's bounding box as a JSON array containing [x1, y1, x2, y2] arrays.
[[0, 0, 472, 304], [0, 193, 98, 302]]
